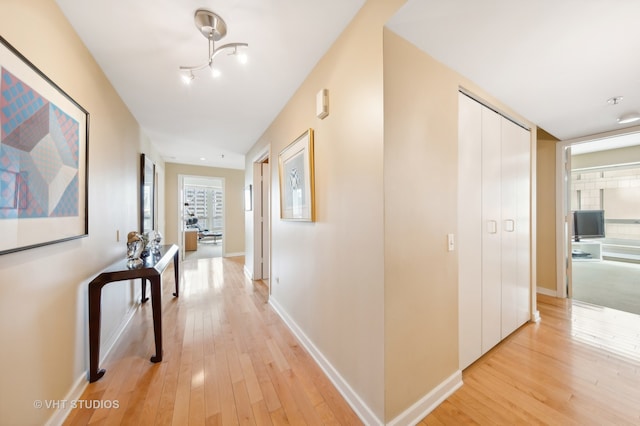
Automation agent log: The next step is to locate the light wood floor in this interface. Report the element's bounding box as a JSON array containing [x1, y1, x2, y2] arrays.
[[422, 294, 640, 425], [64, 257, 640, 425], [64, 256, 360, 425]]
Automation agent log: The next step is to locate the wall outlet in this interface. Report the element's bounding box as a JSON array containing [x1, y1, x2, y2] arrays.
[[447, 233, 455, 251]]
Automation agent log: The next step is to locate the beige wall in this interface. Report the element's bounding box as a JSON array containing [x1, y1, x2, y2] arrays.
[[383, 30, 538, 420], [244, 0, 406, 420], [164, 163, 245, 256], [244, 1, 539, 422], [536, 129, 559, 292], [0, 0, 163, 424], [383, 29, 459, 419]]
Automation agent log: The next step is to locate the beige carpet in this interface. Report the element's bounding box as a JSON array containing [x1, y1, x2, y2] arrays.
[[572, 259, 640, 315], [184, 239, 222, 261]]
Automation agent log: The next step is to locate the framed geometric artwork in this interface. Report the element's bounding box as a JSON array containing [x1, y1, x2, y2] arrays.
[[278, 128, 315, 221], [0, 36, 89, 255]]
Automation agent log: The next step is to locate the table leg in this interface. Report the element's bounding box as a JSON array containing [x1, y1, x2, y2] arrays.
[[88, 284, 106, 382], [149, 276, 163, 363], [173, 251, 179, 297], [141, 278, 149, 303]]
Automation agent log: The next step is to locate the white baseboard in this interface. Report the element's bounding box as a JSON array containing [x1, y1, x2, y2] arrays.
[[243, 264, 253, 280], [224, 252, 245, 258], [44, 373, 88, 426], [50, 296, 140, 426], [387, 371, 463, 426], [532, 309, 541, 323], [100, 297, 141, 367], [536, 286, 558, 297], [269, 298, 384, 426]]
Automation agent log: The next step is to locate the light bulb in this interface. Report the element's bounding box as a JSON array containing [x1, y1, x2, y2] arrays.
[[237, 52, 248, 64], [181, 71, 194, 85], [211, 67, 221, 78]]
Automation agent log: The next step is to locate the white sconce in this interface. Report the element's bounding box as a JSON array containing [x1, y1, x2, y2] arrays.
[[316, 89, 329, 119]]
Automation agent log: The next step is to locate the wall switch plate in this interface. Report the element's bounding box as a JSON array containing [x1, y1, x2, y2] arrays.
[[447, 233, 455, 251]]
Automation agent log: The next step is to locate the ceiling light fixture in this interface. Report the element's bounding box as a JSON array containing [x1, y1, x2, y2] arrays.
[[179, 9, 248, 83], [617, 112, 640, 124]]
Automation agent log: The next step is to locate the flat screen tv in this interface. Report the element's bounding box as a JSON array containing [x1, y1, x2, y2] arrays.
[[573, 210, 605, 242]]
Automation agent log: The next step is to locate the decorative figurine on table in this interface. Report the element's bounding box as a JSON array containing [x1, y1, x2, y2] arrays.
[[126, 231, 144, 267], [152, 231, 163, 254], [140, 232, 151, 258]]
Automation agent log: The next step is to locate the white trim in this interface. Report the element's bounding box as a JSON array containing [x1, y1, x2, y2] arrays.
[[100, 299, 139, 367], [536, 286, 557, 297], [555, 127, 640, 299], [179, 174, 227, 260], [45, 374, 88, 426], [243, 264, 253, 280], [269, 297, 384, 426], [532, 309, 541, 323], [224, 251, 244, 258], [555, 142, 568, 298], [387, 371, 463, 426]]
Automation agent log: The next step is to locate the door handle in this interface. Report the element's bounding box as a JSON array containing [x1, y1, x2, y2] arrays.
[[504, 219, 515, 232]]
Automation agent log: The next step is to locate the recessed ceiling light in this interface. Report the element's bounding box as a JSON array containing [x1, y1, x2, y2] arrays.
[[200, 157, 206, 161]]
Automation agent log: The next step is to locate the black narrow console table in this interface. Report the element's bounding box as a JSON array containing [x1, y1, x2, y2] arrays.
[[88, 244, 179, 383]]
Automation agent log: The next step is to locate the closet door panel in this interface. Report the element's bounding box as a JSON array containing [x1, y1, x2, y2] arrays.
[[481, 107, 502, 353], [458, 93, 483, 369], [515, 124, 531, 326], [500, 119, 520, 337]]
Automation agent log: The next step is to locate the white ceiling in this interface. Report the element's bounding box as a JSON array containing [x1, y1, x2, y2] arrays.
[[56, 0, 640, 169], [387, 0, 640, 143], [55, 0, 366, 169]]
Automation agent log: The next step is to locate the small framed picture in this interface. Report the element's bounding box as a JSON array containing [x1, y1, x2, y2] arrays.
[[278, 129, 315, 221]]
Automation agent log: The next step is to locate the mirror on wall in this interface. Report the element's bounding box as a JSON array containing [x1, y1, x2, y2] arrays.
[[140, 153, 156, 234]]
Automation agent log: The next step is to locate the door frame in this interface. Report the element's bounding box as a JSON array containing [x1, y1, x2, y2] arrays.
[[252, 146, 271, 288], [177, 174, 225, 260], [555, 126, 640, 297]]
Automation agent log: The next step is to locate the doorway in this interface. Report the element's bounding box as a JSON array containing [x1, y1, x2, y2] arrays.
[[556, 130, 640, 314], [178, 175, 225, 261], [252, 150, 271, 288]]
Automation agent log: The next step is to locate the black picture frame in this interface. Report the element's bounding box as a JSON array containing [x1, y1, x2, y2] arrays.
[[140, 153, 155, 234], [0, 36, 89, 255]]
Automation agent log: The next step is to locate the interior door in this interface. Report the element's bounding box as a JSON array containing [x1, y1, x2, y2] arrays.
[[458, 92, 483, 369], [261, 162, 270, 280], [481, 105, 503, 352]]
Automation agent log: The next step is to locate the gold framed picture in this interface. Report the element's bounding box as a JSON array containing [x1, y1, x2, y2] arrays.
[[278, 129, 315, 221]]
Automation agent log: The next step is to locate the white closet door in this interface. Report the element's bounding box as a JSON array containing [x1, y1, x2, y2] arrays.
[[500, 118, 520, 337], [458, 93, 531, 368], [514, 123, 531, 325], [481, 106, 502, 353], [458, 93, 483, 369]]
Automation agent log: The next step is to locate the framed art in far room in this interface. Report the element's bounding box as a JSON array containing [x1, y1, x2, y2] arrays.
[[0, 36, 89, 255], [278, 128, 315, 221]]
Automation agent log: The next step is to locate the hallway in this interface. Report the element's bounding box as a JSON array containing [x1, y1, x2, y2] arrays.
[[64, 256, 359, 425], [63, 257, 640, 424]]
